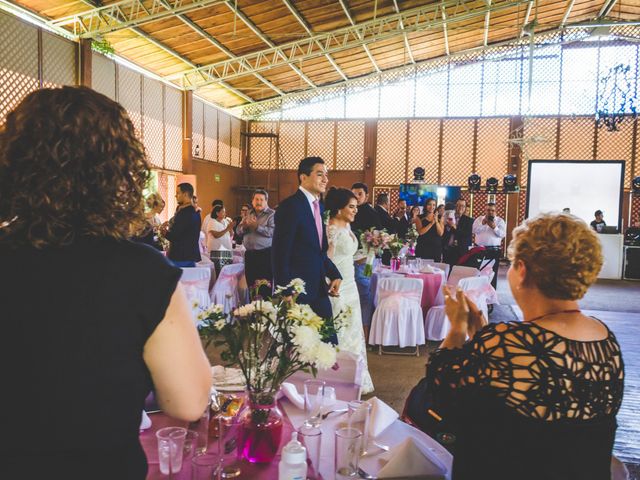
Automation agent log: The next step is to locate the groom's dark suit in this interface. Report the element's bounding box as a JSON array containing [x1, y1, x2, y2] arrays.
[[272, 189, 341, 320]]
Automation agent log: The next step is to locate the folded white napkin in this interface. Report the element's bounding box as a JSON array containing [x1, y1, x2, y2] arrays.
[[139, 410, 152, 431], [368, 396, 399, 438], [211, 366, 245, 386], [280, 382, 305, 410], [377, 437, 446, 479], [420, 264, 435, 274]]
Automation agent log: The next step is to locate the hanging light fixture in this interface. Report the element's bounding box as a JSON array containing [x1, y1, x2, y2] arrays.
[[486, 177, 499, 193], [503, 174, 518, 193], [596, 64, 638, 132]]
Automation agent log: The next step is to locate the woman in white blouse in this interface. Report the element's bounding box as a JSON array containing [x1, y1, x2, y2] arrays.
[[204, 204, 236, 274]]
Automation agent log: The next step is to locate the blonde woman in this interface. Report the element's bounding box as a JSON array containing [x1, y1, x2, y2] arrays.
[[424, 213, 624, 479], [145, 193, 165, 228]]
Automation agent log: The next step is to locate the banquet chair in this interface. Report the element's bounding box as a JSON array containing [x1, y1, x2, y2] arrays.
[[211, 263, 250, 314], [432, 262, 450, 280], [447, 265, 480, 288], [180, 267, 211, 313], [286, 351, 365, 400], [369, 277, 425, 356], [424, 276, 491, 341]]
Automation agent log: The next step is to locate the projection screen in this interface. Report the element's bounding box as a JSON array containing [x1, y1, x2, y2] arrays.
[[526, 161, 625, 230]]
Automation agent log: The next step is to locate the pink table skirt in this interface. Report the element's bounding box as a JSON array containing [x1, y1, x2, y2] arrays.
[[371, 268, 444, 316]]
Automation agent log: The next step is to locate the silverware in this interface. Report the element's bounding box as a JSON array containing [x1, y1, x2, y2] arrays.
[[357, 467, 377, 479], [320, 408, 348, 420], [373, 441, 390, 452]]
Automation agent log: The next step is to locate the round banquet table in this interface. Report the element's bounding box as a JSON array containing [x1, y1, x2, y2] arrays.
[[370, 267, 446, 316]]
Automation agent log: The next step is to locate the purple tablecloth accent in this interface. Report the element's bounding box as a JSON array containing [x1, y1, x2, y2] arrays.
[[370, 269, 444, 316]]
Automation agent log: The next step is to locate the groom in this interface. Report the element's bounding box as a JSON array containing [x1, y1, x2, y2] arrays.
[[272, 156, 342, 323]]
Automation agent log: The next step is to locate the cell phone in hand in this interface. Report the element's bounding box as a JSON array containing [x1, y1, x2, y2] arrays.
[[487, 215, 495, 222]]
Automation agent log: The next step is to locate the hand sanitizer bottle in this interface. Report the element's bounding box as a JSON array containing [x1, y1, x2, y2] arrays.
[[278, 431, 308, 480]]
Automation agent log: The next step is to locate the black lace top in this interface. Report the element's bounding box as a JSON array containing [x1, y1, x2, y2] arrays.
[[426, 321, 624, 480]]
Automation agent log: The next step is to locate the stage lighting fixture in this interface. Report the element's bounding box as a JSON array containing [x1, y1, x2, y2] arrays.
[[486, 177, 499, 193], [503, 174, 518, 193], [468, 174, 481, 192], [413, 167, 425, 182], [633, 176, 640, 194]]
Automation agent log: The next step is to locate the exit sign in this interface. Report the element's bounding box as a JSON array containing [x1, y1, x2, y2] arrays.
[[214, 174, 221, 182]]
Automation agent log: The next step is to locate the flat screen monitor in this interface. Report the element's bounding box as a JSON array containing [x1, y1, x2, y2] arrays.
[[526, 160, 624, 231], [398, 184, 462, 207]]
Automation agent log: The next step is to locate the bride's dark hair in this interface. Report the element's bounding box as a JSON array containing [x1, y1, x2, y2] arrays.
[[325, 187, 356, 218]]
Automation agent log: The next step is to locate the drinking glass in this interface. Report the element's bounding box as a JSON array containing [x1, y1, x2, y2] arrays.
[[183, 431, 200, 466], [191, 455, 219, 480], [334, 427, 362, 478], [156, 426, 188, 475], [189, 403, 210, 454], [347, 400, 371, 456], [218, 415, 242, 478], [298, 425, 322, 480], [303, 379, 325, 427]]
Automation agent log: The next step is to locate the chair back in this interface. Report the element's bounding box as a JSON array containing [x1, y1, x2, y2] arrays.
[[180, 267, 211, 310], [378, 277, 423, 304], [287, 351, 365, 399], [212, 263, 248, 313], [447, 265, 479, 288], [458, 275, 489, 292], [432, 262, 450, 279]]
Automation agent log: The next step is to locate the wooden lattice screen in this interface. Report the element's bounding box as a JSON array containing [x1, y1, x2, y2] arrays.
[[164, 86, 182, 172], [407, 119, 440, 183], [307, 121, 335, 167], [597, 121, 634, 189], [0, 12, 39, 126], [441, 119, 475, 185], [143, 77, 164, 169], [218, 111, 231, 165], [92, 52, 116, 100], [192, 99, 204, 159], [42, 32, 75, 88], [336, 121, 365, 170], [279, 122, 306, 170], [376, 120, 407, 185]]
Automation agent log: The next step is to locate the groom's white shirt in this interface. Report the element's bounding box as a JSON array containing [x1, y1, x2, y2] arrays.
[[299, 186, 318, 213]]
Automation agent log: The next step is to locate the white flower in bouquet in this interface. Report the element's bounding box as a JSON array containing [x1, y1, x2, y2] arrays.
[[233, 303, 256, 317], [214, 319, 227, 331], [274, 278, 307, 296], [287, 304, 323, 330], [314, 342, 337, 370]]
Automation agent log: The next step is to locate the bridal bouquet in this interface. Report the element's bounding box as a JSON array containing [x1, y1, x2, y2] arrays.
[[359, 227, 392, 276]]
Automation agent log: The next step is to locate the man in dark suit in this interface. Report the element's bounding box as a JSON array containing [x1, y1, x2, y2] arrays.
[[442, 198, 474, 266], [161, 182, 202, 267], [272, 157, 342, 322], [392, 199, 411, 239], [351, 183, 382, 243], [374, 193, 396, 234]]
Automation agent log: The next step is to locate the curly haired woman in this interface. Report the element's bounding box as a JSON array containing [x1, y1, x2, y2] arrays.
[[424, 213, 624, 480], [0, 87, 211, 479]]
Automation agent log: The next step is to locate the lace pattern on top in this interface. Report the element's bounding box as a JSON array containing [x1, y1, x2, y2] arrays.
[[427, 321, 624, 422]]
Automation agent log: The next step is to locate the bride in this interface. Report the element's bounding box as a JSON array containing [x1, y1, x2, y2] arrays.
[[325, 187, 374, 395]]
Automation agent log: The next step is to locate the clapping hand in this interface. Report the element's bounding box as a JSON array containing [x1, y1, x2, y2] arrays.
[[443, 285, 487, 340]]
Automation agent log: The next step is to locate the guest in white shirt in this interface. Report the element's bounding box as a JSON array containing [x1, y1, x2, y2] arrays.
[[472, 202, 506, 289], [204, 204, 236, 275]]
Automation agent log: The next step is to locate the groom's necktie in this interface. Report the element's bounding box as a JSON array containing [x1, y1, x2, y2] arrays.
[[312, 199, 323, 247]]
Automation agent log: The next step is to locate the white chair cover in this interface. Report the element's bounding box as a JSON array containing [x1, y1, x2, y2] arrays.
[[286, 351, 365, 399], [424, 275, 493, 341], [211, 263, 250, 314], [432, 262, 450, 280], [180, 267, 211, 311], [446, 265, 480, 288], [369, 277, 425, 348]]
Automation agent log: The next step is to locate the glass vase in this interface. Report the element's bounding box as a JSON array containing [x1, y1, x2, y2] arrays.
[[237, 390, 284, 463], [390, 256, 401, 272]]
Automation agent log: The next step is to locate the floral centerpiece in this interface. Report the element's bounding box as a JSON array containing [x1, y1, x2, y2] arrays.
[[387, 234, 405, 271], [196, 279, 349, 464], [359, 227, 392, 276], [405, 223, 419, 256]]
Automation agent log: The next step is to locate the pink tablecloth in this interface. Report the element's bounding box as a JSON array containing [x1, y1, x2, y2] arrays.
[[371, 268, 445, 316]]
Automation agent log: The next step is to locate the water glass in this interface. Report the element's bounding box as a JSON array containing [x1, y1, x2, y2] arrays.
[[156, 426, 188, 475], [303, 379, 326, 427], [217, 415, 242, 478], [347, 400, 371, 456], [335, 427, 362, 478], [183, 431, 200, 465], [191, 454, 219, 480], [189, 403, 210, 454], [298, 425, 322, 480]]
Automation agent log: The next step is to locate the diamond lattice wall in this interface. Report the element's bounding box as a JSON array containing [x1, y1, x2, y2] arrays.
[[376, 120, 407, 185], [307, 121, 335, 167], [407, 119, 440, 184], [441, 119, 475, 185], [476, 118, 510, 181], [558, 116, 595, 161], [521, 117, 558, 186], [204, 104, 218, 162], [596, 120, 634, 189], [249, 122, 277, 169], [164, 86, 182, 172], [192, 99, 204, 159], [42, 31, 75, 88], [218, 111, 231, 165], [336, 121, 365, 170], [0, 11, 39, 126], [372, 187, 401, 217], [117, 66, 142, 139], [279, 122, 306, 170], [231, 116, 242, 168], [92, 52, 116, 100], [143, 78, 164, 169]]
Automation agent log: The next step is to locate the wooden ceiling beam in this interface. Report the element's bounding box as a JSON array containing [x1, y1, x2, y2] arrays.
[[281, 0, 348, 80], [222, 0, 316, 88], [337, 0, 381, 72]]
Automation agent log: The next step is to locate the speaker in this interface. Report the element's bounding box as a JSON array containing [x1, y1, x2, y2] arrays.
[[623, 246, 640, 280]]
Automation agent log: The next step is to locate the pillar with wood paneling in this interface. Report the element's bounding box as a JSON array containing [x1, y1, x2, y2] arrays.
[[78, 38, 92, 87], [182, 90, 193, 174], [507, 116, 524, 246]]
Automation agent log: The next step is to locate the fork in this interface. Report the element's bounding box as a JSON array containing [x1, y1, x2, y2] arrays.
[[357, 467, 377, 479], [320, 408, 348, 420]]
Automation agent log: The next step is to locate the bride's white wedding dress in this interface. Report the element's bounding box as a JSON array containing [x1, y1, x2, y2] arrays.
[[327, 224, 374, 395]]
